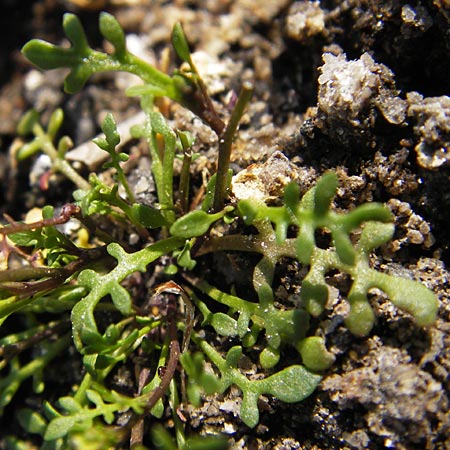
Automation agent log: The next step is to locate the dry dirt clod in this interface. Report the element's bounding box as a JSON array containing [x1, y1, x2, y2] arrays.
[[406, 92, 450, 169], [231, 151, 298, 202]]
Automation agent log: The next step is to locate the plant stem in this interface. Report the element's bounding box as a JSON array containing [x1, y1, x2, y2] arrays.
[[213, 81, 253, 212], [179, 148, 192, 214], [87, 49, 181, 102], [33, 124, 91, 190], [73, 373, 92, 404]]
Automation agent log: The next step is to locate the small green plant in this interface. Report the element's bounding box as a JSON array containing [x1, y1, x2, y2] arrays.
[[0, 12, 438, 449]]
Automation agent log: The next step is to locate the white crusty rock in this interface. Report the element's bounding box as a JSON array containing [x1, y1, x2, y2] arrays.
[[231, 151, 298, 202], [316, 52, 407, 139]]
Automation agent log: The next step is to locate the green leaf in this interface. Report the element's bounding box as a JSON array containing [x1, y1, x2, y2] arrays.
[[200, 372, 220, 395], [237, 199, 260, 225], [259, 345, 280, 369], [7, 229, 42, 247], [342, 203, 393, 231], [201, 173, 217, 212], [296, 222, 315, 265], [374, 271, 439, 327], [236, 310, 251, 338], [126, 83, 169, 98], [184, 435, 228, 450], [58, 397, 82, 414], [100, 112, 120, 147], [171, 22, 191, 63], [109, 283, 131, 315], [313, 172, 337, 217], [240, 391, 260, 428], [44, 416, 77, 440], [151, 424, 177, 450], [85, 390, 104, 408], [177, 129, 195, 149], [63, 13, 89, 52], [225, 346, 242, 368], [72, 238, 185, 350], [79, 326, 105, 348], [301, 279, 328, 317], [58, 135, 74, 156], [261, 365, 322, 402], [17, 109, 40, 135], [296, 337, 335, 371], [43, 401, 62, 420], [175, 240, 197, 269], [22, 40, 77, 70], [170, 210, 223, 238], [47, 109, 64, 140], [358, 221, 395, 254], [345, 291, 375, 337], [130, 204, 167, 229], [17, 408, 47, 435], [210, 313, 238, 336], [99, 12, 126, 58], [332, 228, 356, 265], [186, 383, 201, 406], [284, 181, 300, 212], [64, 64, 93, 93]]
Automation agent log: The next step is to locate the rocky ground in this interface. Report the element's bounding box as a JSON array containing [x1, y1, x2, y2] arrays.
[[0, 1, 449, 449]]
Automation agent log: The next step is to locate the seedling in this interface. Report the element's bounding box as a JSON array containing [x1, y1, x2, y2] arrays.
[[0, 12, 438, 449]]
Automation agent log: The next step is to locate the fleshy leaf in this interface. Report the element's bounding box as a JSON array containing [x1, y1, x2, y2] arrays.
[[130, 204, 167, 228], [99, 12, 126, 58], [260, 365, 322, 403], [313, 172, 337, 217], [240, 391, 260, 428], [44, 416, 77, 441], [171, 22, 191, 63], [170, 210, 224, 238], [297, 336, 335, 371]]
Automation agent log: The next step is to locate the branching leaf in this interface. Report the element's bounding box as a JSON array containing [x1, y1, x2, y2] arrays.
[[71, 238, 184, 350], [22, 13, 177, 96]]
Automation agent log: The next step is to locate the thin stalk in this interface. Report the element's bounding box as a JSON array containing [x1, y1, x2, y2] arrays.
[[73, 373, 92, 404], [213, 81, 253, 212], [85, 49, 181, 102], [169, 378, 186, 449], [0, 319, 70, 369], [0, 333, 71, 402], [146, 116, 177, 225], [33, 124, 91, 191], [179, 148, 192, 214], [186, 58, 225, 135], [116, 168, 136, 205], [186, 277, 257, 314], [139, 328, 179, 414]]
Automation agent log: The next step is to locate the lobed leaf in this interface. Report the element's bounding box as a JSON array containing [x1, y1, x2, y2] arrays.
[[99, 12, 126, 58], [22, 40, 79, 70], [63, 13, 89, 52]]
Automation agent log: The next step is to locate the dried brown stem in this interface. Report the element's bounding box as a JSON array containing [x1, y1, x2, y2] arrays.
[[1, 204, 81, 236], [127, 281, 194, 447]]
